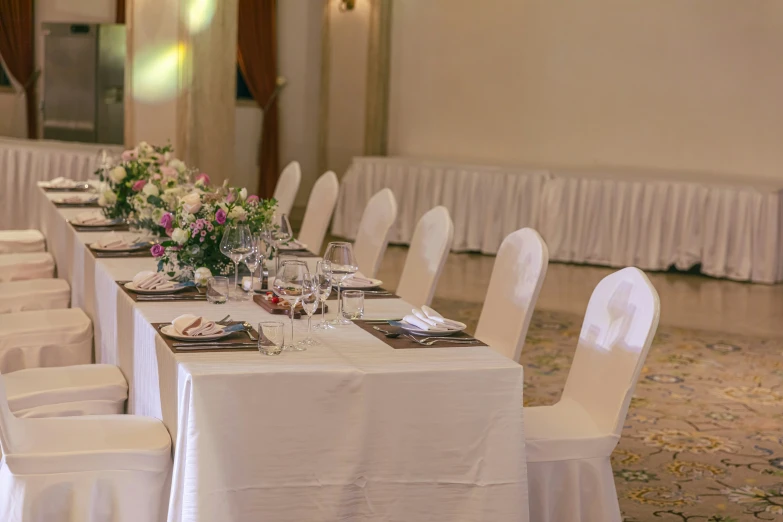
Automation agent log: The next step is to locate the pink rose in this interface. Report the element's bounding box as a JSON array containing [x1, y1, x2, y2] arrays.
[[246, 195, 259, 204], [226, 192, 235, 204], [159, 212, 173, 229], [131, 179, 147, 191], [121, 150, 136, 162], [165, 227, 174, 237], [195, 173, 210, 185], [215, 208, 227, 225], [150, 244, 165, 257], [159, 166, 177, 180]]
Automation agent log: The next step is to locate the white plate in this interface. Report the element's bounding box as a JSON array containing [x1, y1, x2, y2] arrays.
[[159, 324, 230, 342], [90, 242, 151, 253], [393, 320, 467, 337], [124, 282, 188, 295], [54, 197, 98, 204], [340, 277, 383, 290], [279, 240, 308, 251]]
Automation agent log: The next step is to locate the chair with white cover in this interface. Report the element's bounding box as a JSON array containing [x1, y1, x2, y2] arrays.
[[0, 279, 71, 314], [0, 308, 93, 373], [0, 252, 55, 282], [0, 230, 46, 254], [475, 228, 549, 362], [0, 372, 171, 522], [273, 160, 302, 217], [353, 188, 398, 278], [297, 171, 339, 255], [396, 206, 454, 308], [525, 267, 660, 522], [4, 364, 127, 418]]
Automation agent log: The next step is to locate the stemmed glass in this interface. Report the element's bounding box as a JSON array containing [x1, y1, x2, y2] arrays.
[[219, 224, 253, 300], [313, 260, 333, 330], [299, 275, 319, 346], [276, 214, 293, 246], [272, 260, 311, 351], [242, 233, 265, 298], [322, 242, 358, 326]]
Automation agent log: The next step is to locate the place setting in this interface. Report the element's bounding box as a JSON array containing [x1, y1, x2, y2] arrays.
[[52, 194, 100, 207], [273, 214, 319, 258], [88, 232, 156, 258], [69, 210, 129, 232], [154, 314, 270, 353], [119, 271, 206, 302], [39, 177, 93, 192]]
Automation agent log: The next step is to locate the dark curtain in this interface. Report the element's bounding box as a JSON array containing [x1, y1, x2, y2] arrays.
[[0, 0, 37, 139], [116, 0, 126, 24], [237, 0, 279, 199]]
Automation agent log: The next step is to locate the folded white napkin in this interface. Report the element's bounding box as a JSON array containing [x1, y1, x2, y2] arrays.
[[172, 314, 225, 337], [402, 306, 466, 332], [132, 270, 176, 290], [343, 272, 376, 287], [59, 195, 96, 204], [96, 233, 138, 250], [74, 211, 110, 225], [47, 177, 78, 188]]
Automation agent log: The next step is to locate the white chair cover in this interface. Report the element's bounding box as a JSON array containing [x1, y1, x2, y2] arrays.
[[4, 364, 127, 418], [0, 308, 93, 373], [273, 160, 302, 217], [396, 206, 455, 308], [0, 373, 171, 522], [0, 252, 55, 282], [525, 267, 660, 522], [298, 171, 339, 255], [353, 188, 398, 278], [0, 278, 70, 314], [475, 228, 549, 362], [0, 230, 46, 254]]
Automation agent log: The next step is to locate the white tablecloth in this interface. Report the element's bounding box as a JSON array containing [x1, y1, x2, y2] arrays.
[[333, 157, 783, 283], [332, 156, 549, 254], [38, 188, 530, 522], [0, 137, 119, 231]]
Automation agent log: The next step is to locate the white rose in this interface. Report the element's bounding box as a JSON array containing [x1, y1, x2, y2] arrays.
[[228, 206, 248, 222], [171, 228, 189, 245], [194, 267, 212, 286], [101, 189, 117, 206], [168, 159, 187, 173], [138, 141, 153, 156], [163, 151, 172, 162], [109, 166, 127, 183], [142, 183, 160, 197], [239, 188, 248, 201], [180, 192, 202, 214]]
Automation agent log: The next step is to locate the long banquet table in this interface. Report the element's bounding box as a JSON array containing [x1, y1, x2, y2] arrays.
[[36, 187, 530, 522]]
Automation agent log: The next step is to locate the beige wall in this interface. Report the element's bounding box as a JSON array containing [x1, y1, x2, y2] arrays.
[[379, 0, 783, 178]]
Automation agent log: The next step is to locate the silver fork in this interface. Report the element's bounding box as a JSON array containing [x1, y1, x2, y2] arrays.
[[404, 334, 480, 346]]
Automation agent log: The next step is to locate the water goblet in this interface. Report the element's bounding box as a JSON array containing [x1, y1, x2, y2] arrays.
[[322, 242, 358, 326], [313, 260, 333, 330], [241, 234, 265, 298], [272, 260, 311, 351], [298, 275, 319, 346], [220, 224, 253, 300]]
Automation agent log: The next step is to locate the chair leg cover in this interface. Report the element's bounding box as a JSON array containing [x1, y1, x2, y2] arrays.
[[527, 456, 621, 522], [0, 464, 170, 522]]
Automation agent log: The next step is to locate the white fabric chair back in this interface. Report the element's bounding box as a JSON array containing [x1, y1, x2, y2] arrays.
[[396, 206, 454, 308], [475, 228, 549, 362], [273, 161, 302, 217], [298, 171, 339, 255], [562, 267, 660, 436], [353, 188, 398, 278]]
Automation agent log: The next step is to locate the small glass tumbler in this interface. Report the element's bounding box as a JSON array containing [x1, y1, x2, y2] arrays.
[[206, 276, 229, 304], [341, 290, 364, 320], [259, 321, 285, 355]]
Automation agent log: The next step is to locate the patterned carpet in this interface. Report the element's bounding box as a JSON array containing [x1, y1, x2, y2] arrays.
[[432, 298, 783, 522]]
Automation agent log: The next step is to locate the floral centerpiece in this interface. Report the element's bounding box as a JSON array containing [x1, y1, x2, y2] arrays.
[[152, 182, 276, 281]]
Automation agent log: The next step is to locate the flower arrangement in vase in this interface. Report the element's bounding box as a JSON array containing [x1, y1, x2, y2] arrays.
[[152, 181, 276, 281]]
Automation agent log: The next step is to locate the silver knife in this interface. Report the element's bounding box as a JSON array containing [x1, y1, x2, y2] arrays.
[[172, 342, 259, 348]]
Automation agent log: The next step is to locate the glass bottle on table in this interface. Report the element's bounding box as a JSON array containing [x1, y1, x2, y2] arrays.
[[219, 224, 252, 300], [322, 242, 358, 326], [272, 260, 311, 351], [313, 260, 333, 331]]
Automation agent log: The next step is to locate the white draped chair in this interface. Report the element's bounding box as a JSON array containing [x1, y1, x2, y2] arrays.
[[0, 252, 55, 282], [0, 309, 93, 373], [273, 160, 302, 217], [4, 365, 127, 418], [525, 267, 660, 522], [0, 279, 70, 313], [353, 188, 398, 278], [475, 228, 549, 362], [0, 372, 171, 522], [0, 230, 46, 254], [298, 171, 339, 255], [396, 206, 454, 308]]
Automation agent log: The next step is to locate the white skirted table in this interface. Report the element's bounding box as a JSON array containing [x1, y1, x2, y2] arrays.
[[37, 188, 530, 522], [0, 137, 119, 231]]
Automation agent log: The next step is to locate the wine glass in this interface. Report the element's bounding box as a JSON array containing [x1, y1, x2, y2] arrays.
[[242, 233, 265, 298], [275, 213, 293, 248], [219, 224, 253, 300], [299, 274, 319, 346], [272, 260, 311, 351], [322, 242, 358, 326], [313, 260, 333, 331]]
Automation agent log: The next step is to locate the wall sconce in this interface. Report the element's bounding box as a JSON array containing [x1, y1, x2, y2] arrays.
[[339, 0, 355, 12]]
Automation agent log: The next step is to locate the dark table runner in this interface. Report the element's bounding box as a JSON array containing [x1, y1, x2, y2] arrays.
[[116, 281, 206, 302], [153, 322, 267, 353], [352, 320, 487, 349], [54, 201, 100, 208], [90, 248, 154, 259], [327, 287, 399, 300]]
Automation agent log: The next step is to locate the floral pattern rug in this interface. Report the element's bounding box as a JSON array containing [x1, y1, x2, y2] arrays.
[[432, 298, 783, 521]]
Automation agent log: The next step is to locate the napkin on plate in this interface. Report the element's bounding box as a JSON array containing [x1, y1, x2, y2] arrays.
[[95, 233, 139, 250], [58, 195, 96, 204], [132, 271, 176, 290], [402, 306, 466, 332], [172, 314, 225, 336], [343, 272, 376, 287], [74, 211, 110, 225], [47, 177, 79, 188]]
